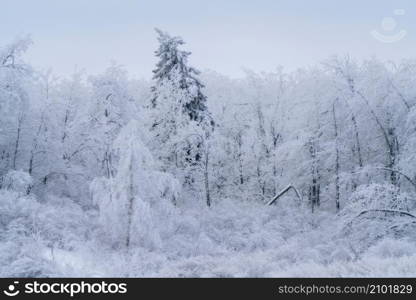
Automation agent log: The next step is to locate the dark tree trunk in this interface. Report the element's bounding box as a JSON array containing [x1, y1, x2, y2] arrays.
[[332, 102, 341, 212]]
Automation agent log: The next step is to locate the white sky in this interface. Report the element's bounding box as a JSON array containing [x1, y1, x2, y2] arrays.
[[2, 0, 415, 79]]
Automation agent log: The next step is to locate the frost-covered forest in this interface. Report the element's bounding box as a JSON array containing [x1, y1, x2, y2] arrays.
[[2, 31, 416, 277]]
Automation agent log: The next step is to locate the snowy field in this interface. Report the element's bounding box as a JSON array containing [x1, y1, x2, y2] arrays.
[[2, 187, 416, 277]]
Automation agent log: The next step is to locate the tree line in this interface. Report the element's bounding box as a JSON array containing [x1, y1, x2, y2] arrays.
[[1, 30, 416, 231]]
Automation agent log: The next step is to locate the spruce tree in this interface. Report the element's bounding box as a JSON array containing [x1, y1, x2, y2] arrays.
[[149, 29, 214, 205], [151, 29, 213, 127]]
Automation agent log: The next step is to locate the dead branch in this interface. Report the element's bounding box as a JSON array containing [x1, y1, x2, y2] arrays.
[[267, 184, 302, 206], [356, 209, 416, 219]]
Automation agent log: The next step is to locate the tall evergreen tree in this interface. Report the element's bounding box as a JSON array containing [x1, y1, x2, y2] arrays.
[[149, 29, 214, 206], [151, 29, 213, 128]]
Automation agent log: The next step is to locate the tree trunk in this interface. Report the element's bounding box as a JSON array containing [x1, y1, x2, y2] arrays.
[[126, 153, 135, 248], [357, 91, 398, 186], [351, 113, 363, 168], [332, 102, 341, 212], [12, 115, 23, 170], [338, 74, 364, 170], [308, 137, 320, 212], [237, 132, 244, 185], [204, 146, 211, 207], [28, 114, 45, 175]]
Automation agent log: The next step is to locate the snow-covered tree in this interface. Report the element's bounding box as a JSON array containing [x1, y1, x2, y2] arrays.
[[151, 29, 212, 126], [149, 29, 214, 206], [91, 120, 179, 248], [86, 63, 136, 179], [0, 37, 34, 174]]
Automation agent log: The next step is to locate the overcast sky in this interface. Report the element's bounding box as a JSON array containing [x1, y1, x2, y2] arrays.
[[2, 0, 415, 78]]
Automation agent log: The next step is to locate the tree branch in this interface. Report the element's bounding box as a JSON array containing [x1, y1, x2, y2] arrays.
[[267, 184, 302, 206]]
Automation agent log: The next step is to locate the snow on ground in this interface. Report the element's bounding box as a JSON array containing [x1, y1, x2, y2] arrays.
[[2, 191, 415, 277]]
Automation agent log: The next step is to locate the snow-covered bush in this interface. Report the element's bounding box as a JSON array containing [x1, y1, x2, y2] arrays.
[[0, 188, 96, 276], [0, 189, 39, 233], [343, 183, 411, 214], [339, 183, 416, 253], [364, 238, 416, 259], [1, 170, 33, 195]]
